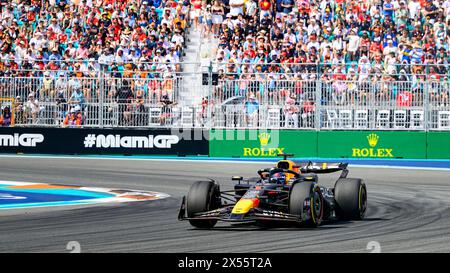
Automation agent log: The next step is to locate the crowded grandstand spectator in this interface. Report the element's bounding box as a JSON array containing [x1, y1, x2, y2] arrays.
[[68, 82, 86, 110], [62, 105, 83, 127], [0, 106, 12, 126], [115, 79, 134, 126], [0, 0, 189, 76], [11, 96, 26, 125], [244, 93, 259, 126], [283, 94, 299, 128], [211, 0, 450, 103], [159, 92, 177, 125], [26, 92, 41, 124], [0, 0, 193, 128]]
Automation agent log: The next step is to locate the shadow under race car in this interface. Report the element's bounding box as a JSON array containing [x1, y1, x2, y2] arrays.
[[178, 154, 367, 228]]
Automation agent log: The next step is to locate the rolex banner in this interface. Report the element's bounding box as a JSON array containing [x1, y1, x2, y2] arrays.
[[318, 131, 427, 159], [209, 130, 318, 158], [209, 130, 428, 159]]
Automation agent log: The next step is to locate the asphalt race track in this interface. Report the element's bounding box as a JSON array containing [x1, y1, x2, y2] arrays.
[[0, 156, 449, 253]]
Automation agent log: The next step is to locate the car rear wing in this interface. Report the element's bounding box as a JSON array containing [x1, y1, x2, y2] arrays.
[[297, 162, 349, 178]]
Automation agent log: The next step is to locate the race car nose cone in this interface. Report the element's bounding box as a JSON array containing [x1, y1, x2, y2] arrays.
[[231, 198, 259, 214]]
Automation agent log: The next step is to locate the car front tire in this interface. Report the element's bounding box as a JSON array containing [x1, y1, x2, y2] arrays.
[[186, 181, 220, 228]]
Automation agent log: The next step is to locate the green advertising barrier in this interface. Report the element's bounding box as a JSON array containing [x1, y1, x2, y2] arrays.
[[209, 130, 450, 159], [318, 131, 427, 159], [426, 132, 450, 159], [209, 130, 317, 158]]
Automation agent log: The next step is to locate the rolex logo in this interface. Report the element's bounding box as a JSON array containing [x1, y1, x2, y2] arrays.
[[258, 133, 271, 146], [353, 133, 393, 158], [367, 133, 379, 147]]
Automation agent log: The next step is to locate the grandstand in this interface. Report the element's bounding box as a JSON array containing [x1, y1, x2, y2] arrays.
[[0, 0, 450, 130]]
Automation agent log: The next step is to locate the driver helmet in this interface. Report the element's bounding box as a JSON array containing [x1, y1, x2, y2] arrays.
[[272, 172, 286, 184]]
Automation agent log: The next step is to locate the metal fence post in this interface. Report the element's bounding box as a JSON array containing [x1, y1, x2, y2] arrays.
[[315, 80, 322, 130], [208, 61, 213, 128], [99, 71, 104, 128], [424, 81, 429, 131]]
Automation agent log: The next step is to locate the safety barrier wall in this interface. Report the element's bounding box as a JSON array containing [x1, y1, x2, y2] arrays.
[[317, 131, 427, 159], [426, 132, 450, 159], [209, 130, 449, 159], [0, 127, 209, 156], [0, 127, 448, 159]]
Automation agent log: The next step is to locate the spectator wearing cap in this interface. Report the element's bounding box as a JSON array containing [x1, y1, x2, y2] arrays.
[[435, 21, 447, 40], [68, 82, 86, 110], [400, 43, 413, 64], [49, 18, 61, 35], [12, 96, 26, 125], [49, 48, 62, 61], [383, 39, 397, 57], [411, 42, 425, 65], [161, 8, 174, 27], [26, 92, 40, 124], [40, 71, 54, 99], [331, 32, 345, 57], [358, 55, 372, 80], [281, 0, 295, 15], [63, 106, 83, 127], [370, 35, 383, 58]]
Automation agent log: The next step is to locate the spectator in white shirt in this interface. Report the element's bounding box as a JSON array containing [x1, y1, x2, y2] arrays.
[[408, 0, 421, 19], [347, 29, 360, 61], [48, 18, 61, 34], [115, 49, 125, 66], [383, 39, 397, 56], [229, 0, 245, 16], [26, 93, 40, 124]]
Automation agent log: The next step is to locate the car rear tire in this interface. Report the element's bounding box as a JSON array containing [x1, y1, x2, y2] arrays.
[[334, 178, 367, 220], [186, 181, 220, 228], [289, 182, 323, 227]]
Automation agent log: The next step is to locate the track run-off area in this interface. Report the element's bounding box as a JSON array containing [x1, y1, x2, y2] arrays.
[[0, 155, 449, 253]]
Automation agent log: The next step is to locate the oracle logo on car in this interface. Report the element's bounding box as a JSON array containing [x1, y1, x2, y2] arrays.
[[0, 133, 44, 147], [84, 134, 180, 149]]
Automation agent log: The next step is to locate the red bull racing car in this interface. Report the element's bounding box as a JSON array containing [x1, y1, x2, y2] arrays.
[[178, 154, 367, 228]]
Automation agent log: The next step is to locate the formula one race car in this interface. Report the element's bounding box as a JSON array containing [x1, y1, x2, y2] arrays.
[[178, 154, 367, 228]]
